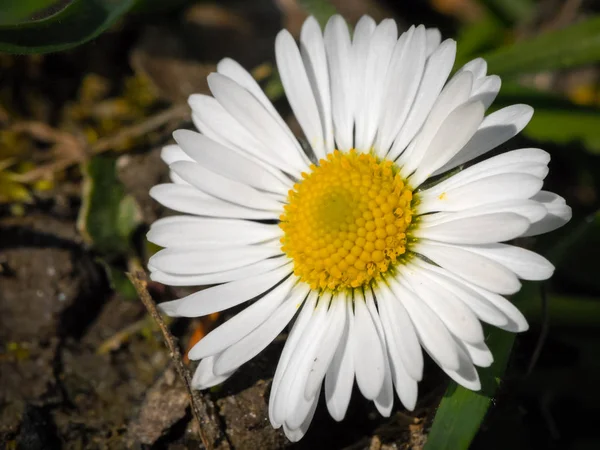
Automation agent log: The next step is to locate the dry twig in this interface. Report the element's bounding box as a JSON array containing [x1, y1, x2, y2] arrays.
[[13, 103, 190, 183], [127, 269, 230, 450]]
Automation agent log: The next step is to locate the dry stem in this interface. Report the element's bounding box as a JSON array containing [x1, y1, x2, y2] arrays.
[[127, 269, 230, 450]]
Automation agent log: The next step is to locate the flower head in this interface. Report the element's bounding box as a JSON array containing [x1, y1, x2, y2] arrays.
[[148, 15, 572, 441]]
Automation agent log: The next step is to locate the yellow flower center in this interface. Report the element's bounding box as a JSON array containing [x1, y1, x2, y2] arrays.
[[279, 150, 414, 290]]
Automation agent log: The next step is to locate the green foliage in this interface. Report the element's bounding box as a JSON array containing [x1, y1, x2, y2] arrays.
[[99, 259, 139, 300], [298, 0, 337, 27], [423, 285, 533, 450], [495, 83, 600, 153], [0, 0, 62, 25], [480, 0, 535, 24], [454, 16, 506, 68], [77, 155, 141, 257], [0, 0, 137, 54], [484, 16, 600, 77]]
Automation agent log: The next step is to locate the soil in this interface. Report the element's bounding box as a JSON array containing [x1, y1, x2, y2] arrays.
[[0, 159, 429, 449]]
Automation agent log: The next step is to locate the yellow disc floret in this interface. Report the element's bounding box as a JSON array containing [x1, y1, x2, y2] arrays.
[[279, 150, 414, 290]]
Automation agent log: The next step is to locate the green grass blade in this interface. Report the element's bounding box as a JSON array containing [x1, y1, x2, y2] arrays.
[[423, 285, 532, 450], [298, 0, 337, 27], [484, 16, 600, 77], [493, 83, 600, 154]]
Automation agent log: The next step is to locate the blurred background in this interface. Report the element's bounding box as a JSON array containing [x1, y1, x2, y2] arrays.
[[1, 0, 600, 449]]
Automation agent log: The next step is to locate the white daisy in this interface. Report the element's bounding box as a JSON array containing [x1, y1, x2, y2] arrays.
[[147, 15, 572, 441]]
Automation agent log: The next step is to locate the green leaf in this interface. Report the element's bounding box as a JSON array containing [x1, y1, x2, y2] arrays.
[[454, 16, 507, 68], [77, 155, 142, 257], [483, 16, 600, 77], [98, 259, 139, 300], [424, 283, 536, 450], [0, 0, 63, 25], [480, 0, 535, 24], [298, 0, 337, 28], [0, 0, 137, 54], [520, 293, 600, 328], [495, 83, 600, 153]]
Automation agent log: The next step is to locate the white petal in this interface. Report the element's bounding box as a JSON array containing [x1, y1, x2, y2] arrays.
[[191, 356, 234, 389], [168, 170, 189, 185], [351, 15, 376, 134], [216, 58, 311, 167], [374, 283, 424, 381], [272, 293, 330, 426], [410, 100, 485, 186], [269, 291, 319, 428], [149, 242, 282, 276], [173, 130, 289, 196], [352, 290, 385, 400], [432, 342, 481, 391], [398, 70, 474, 176], [418, 173, 543, 214], [364, 291, 394, 416], [147, 215, 281, 247], [324, 15, 354, 151], [161, 144, 193, 165], [427, 148, 550, 196], [413, 240, 521, 295], [170, 161, 282, 212], [286, 394, 317, 436], [415, 212, 531, 244], [300, 16, 335, 155], [188, 276, 296, 360], [425, 28, 441, 56], [438, 104, 534, 173], [523, 191, 572, 237], [387, 39, 456, 160], [463, 243, 555, 280], [463, 340, 493, 368], [158, 264, 292, 317], [305, 292, 347, 399], [150, 184, 280, 220], [354, 19, 397, 152], [212, 282, 310, 375], [325, 301, 355, 422], [471, 75, 501, 110], [286, 305, 334, 429], [282, 394, 319, 443], [150, 256, 288, 286], [207, 73, 309, 172], [389, 346, 418, 411], [403, 265, 484, 344], [189, 94, 299, 177], [375, 285, 419, 410], [418, 198, 548, 225], [458, 58, 487, 80], [389, 277, 461, 371], [375, 25, 427, 155], [454, 279, 529, 332], [412, 258, 510, 327], [276, 29, 326, 159]]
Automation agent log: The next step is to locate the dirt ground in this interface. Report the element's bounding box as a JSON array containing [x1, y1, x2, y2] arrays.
[[0, 149, 438, 449]]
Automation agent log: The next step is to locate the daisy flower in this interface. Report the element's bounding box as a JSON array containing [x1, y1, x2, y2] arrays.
[[147, 15, 572, 441]]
